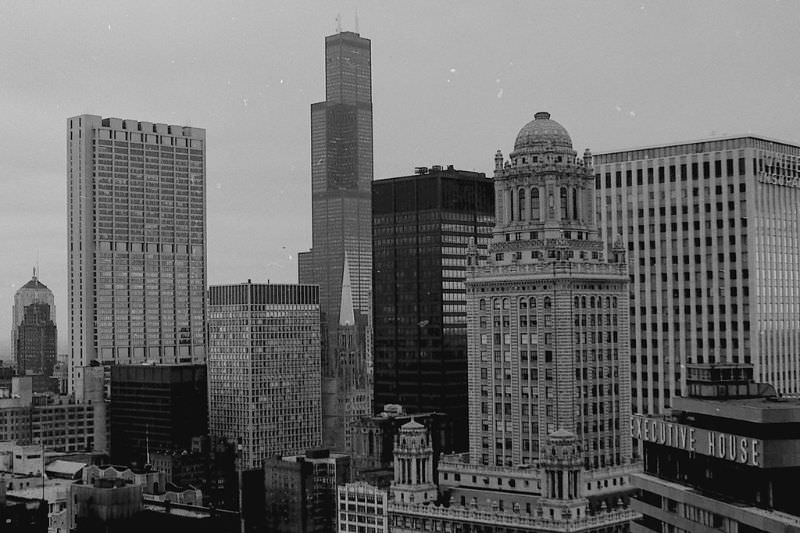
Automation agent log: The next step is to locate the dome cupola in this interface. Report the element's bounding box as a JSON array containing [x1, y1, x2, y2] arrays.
[[513, 111, 573, 153]]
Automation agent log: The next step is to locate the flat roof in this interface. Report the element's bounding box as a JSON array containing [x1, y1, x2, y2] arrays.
[[673, 397, 800, 424], [594, 134, 800, 158]]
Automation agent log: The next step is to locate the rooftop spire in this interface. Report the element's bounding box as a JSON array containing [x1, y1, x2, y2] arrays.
[[339, 253, 355, 327]]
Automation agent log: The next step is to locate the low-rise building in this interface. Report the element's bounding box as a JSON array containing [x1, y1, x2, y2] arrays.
[[0, 482, 48, 533], [350, 405, 454, 487], [0, 376, 100, 453], [264, 449, 350, 533], [631, 364, 800, 533], [382, 420, 637, 532], [337, 481, 388, 533]]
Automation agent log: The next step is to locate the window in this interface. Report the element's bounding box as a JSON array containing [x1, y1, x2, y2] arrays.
[[572, 188, 578, 220], [531, 187, 540, 221]]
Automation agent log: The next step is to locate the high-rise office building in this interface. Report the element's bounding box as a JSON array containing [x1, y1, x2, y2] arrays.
[[467, 112, 632, 469], [300, 31, 374, 451], [109, 364, 208, 466], [207, 282, 322, 470], [67, 115, 206, 401], [594, 135, 800, 414], [372, 166, 494, 444], [12, 270, 56, 376]]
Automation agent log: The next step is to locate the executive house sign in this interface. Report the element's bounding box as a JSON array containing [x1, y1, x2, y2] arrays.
[[631, 414, 761, 467]]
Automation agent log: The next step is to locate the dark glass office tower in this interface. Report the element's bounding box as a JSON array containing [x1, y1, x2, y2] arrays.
[[372, 166, 494, 445], [110, 363, 208, 467], [301, 31, 373, 451]]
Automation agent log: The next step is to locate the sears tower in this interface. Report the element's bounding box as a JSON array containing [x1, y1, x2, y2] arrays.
[[299, 30, 373, 451]]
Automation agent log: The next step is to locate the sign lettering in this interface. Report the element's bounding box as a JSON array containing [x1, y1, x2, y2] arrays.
[[758, 171, 800, 189], [631, 415, 760, 467]]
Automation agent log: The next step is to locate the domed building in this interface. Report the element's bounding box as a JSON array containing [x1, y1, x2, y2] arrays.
[[466, 112, 631, 469], [379, 114, 638, 533]]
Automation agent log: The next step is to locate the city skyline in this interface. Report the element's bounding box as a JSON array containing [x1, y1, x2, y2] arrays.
[[1, 1, 800, 356]]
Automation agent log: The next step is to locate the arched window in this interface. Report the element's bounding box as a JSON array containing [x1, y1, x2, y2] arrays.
[[479, 299, 486, 311], [572, 188, 579, 220], [590, 297, 596, 309], [544, 297, 552, 309], [509, 189, 515, 222], [520, 298, 528, 310], [518, 188, 526, 221], [574, 296, 580, 308], [530, 297, 536, 309], [502, 298, 509, 310], [493, 298, 501, 310], [531, 188, 540, 221], [581, 296, 587, 308], [560, 187, 568, 219]]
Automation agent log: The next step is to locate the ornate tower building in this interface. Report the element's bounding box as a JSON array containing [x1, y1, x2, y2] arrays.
[[390, 420, 436, 505], [466, 112, 632, 469], [539, 430, 588, 521]]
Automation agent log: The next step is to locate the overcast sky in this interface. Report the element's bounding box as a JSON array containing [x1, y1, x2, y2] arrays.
[[0, 1, 798, 357]]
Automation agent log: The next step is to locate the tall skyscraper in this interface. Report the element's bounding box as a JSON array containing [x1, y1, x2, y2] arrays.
[[207, 282, 322, 470], [67, 115, 207, 401], [466, 112, 632, 469], [12, 270, 57, 376], [594, 135, 800, 414], [300, 31, 374, 451], [372, 166, 494, 444]]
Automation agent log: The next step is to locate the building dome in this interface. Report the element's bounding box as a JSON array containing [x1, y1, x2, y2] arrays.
[[513, 111, 573, 152]]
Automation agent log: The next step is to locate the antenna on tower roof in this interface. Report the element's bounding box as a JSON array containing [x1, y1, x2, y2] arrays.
[[355, 8, 359, 34], [335, 13, 342, 33]]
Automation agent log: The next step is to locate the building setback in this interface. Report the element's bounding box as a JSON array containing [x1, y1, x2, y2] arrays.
[[12, 271, 57, 377], [207, 282, 322, 470], [594, 136, 800, 414], [67, 115, 207, 403], [299, 30, 374, 452], [372, 166, 494, 445], [110, 364, 208, 467]]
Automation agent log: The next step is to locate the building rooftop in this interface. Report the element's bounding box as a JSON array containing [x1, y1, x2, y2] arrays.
[[45, 460, 86, 478], [20, 278, 49, 291], [673, 396, 800, 424], [401, 419, 425, 430], [593, 133, 800, 158]]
